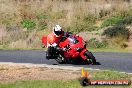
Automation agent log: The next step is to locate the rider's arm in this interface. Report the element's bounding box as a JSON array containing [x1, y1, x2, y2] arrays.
[[47, 34, 56, 47], [47, 42, 57, 47]]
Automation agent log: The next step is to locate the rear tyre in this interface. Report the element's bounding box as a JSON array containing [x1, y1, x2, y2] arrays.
[[85, 51, 96, 64], [46, 46, 59, 59], [56, 54, 65, 64], [46, 52, 50, 60]]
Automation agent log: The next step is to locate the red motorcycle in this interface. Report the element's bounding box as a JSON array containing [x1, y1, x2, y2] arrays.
[[41, 33, 96, 64]]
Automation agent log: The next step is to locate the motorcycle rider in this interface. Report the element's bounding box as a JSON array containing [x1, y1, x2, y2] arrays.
[[43, 25, 96, 64], [46, 25, 65, 59]]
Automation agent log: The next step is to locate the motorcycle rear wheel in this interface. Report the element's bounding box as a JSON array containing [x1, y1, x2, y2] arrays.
[[56, 54, 65, 64]]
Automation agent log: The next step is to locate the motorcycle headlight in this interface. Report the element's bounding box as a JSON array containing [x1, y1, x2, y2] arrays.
[[76, 47, 82, 52]]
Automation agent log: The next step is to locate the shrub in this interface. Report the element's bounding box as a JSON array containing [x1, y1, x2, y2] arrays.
[[21, 19, 36, 30], [107, 37, 128, 49], [36, 11, 49, 30], [87, 38, 108, 48], [38, 22, 47, 30], [102, 26, 129, 39], [102, 26, 130, 48], [52, 10, 67, 19], [65, 22, 98, 33], [101, 10, 132, 28], [99, 9, 111, 18], [83, 13, 97, 24], [37, 12, 48, 20], [66, 13, 98, 33], [117, 16, 132, 25], [101, 16, 123, 28]]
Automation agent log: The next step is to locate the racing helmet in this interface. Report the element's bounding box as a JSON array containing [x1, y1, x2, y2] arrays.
[[53, 25, 63, 36]]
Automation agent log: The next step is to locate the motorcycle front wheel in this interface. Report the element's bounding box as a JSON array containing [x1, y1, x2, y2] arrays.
[[84, 51, 96, 64]]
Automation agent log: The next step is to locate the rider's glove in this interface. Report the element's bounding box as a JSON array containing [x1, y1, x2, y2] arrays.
[[51, 43, 57, 47], [56, 47, 66, 52], [62, 48, 66, 51]]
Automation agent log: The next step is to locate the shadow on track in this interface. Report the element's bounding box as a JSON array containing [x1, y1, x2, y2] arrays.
[[52, 61, 101, 65]]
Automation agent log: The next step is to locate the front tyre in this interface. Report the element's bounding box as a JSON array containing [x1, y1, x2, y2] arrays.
[[85, 51, 96, 64]]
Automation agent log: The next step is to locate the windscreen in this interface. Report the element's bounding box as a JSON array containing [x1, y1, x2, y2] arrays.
[[68, 35, 79, 44]]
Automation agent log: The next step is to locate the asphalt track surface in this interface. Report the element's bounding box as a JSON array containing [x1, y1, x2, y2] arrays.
[[0, 50, 132, 73]]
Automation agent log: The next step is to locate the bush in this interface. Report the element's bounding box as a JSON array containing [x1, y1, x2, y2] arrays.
[[99, 9, 111, 18], [117, 16, 132, 25], [52, 10, 67, 19], [38, 22, 47, 30], [102, 26, 129, 39], [87, 38, 108, 48], [36, 11, 49, 30], [65, 22, 98, 33], [21, 19, 36, 30], [66, 13, 98, 33], [101, 16, 123, 28], [37, 12, 48, 20], [83, 14, 97, 24], [102, 26, 130, 48], [101, 10, 132, 28], [107, 37, 128, 49]]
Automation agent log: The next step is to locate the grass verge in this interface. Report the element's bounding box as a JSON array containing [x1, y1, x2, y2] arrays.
[[0, 70, 131, 88], [88, 48, 132, 53], [0, 46, 132, 53]]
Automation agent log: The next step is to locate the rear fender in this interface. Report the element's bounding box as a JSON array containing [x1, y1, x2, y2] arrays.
[[80, 49, 87, 60]]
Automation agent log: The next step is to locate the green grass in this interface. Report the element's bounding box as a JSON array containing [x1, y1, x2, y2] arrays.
[[0, 45, 46, 50], [0, 44, 132, 53], [1, 80, 131, 88], [0, 70, 131, 88], [88, 48, 132, 53], [101, 16, 123, 28], [0, 47, 132, 53], [0, 80, 80, 88], [0, 47, 44, 50]]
